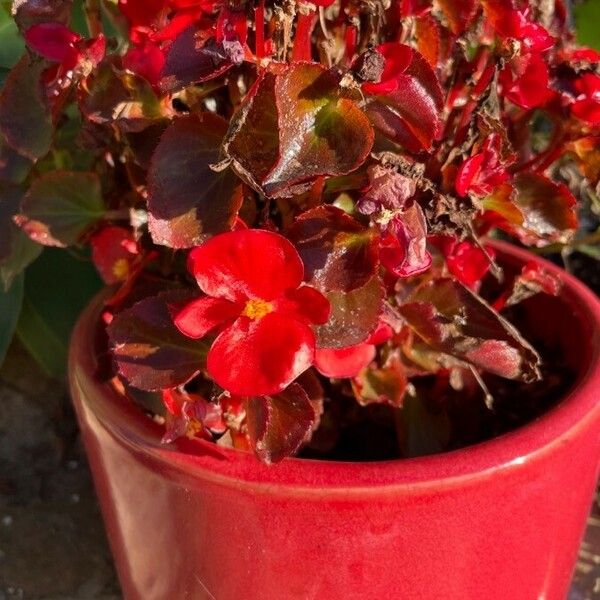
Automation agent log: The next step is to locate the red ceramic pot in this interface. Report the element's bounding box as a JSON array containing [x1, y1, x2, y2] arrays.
[[69, 240, 600, 600]]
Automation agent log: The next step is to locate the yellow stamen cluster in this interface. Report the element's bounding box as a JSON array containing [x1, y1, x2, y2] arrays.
[[242, 298, 273, 320]]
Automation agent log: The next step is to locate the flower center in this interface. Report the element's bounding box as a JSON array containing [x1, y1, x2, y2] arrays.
[[112, 258, 130, 280], [242, 298, 273, 320]]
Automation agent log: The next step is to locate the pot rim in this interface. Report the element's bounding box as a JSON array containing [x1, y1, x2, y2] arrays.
[[69, 239, 600, 492]]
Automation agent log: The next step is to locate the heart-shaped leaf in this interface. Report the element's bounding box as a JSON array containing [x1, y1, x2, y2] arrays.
[[225, 64, 374, 198], [108, 290, 208, 391], [16, 171, 105, 247], [147, 113, 240, 248], [287, 205, 379, 292], [315, 275, 384, 348], [352, 356, 408, 407], [246, 383, 317, 464], [398, 277, 541, 382]]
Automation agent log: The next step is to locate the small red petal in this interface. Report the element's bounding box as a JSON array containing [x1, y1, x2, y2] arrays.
[[366, 322, 393, 345], [188, 230, 304, 303], [362, 43, 413, 95], [123, 42, 165, 87], [207, 313, 315, 396], [276, 286, 331, 325], [25, 23, 80, 63], [455, 153, 485, 197], [175, 296, 241, 339], [314, 344, 376, 378], [119, 0, 166, 28], [572, 99, 600, 125]]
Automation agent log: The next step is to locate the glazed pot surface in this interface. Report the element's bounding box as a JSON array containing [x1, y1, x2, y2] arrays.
[[69, 241, 600, 600]]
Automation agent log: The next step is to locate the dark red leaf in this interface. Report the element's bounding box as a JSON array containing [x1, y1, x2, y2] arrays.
[[0, 56, 52, 160], [351, 355, 407, 407], [223, 72, 279, 192], [80, 61, 163, 133], [316, 275, 384, 349], [246, 383, 317, 464], [483, 173, 577, 246], [224, 64, 374, 198], [16, 171, 105, 247], [159, 24, 234, 93], [398, 278, 541, 382], [286, 205, 379, 293], [363, 44, 444, 152], [12, 0, 73, 33], [107, 290, 208, 391], [262, 63, 373, 197], [147, 113, 240, 248]]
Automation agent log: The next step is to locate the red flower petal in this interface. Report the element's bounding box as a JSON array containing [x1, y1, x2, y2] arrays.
[[314, 343, 376, 378], [119, 0, 167, 28], [501, 54, 551, 109], [175, 296, 241, 339], [362, 43, 413, 95], [572, 99, 600, 125], [455, 153, 485, 197], [188, 230, 304, 303], [207, 313, 315, 396], [25, 23, 80, 63], [123, 41, 165, 87], [366, 321, 393, 345], [275, 286, 331, 325]]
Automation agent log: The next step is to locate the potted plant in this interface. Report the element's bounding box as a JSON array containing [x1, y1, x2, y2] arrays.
[[1, 0, 599, 597]]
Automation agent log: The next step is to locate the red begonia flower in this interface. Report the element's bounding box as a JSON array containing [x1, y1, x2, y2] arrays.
[[455, 134, 510, 197], [314, 322, 392, 378], [175, 230, 331, 396], [123, 41, 166, 87], [91, 226, 140, 284], [432, 236, 494, 290], [500, 53, 551, 109], [25, 23, 81, 66], [571, 74, 600, 125], [492, 9, 553, 53]]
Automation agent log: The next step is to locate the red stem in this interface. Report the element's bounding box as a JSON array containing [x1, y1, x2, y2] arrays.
[[292, 11, 316, 62], [254, 0, 265, 60]]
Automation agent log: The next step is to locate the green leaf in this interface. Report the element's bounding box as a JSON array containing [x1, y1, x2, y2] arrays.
[[16, 248, 103, 377], [16, 171, 105, 246], [574, 0, 600, 51], [0, 271, 24, 367], [0, 181, 41, 290], [0, 4, 25, 69], [147, 113, 240, 248]]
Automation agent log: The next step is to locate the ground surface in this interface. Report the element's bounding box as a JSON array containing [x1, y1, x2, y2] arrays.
[[0, 257, 599, 598]]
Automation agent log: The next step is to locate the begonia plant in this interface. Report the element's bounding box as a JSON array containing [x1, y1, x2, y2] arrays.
[[1, 0, 598, 463]]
